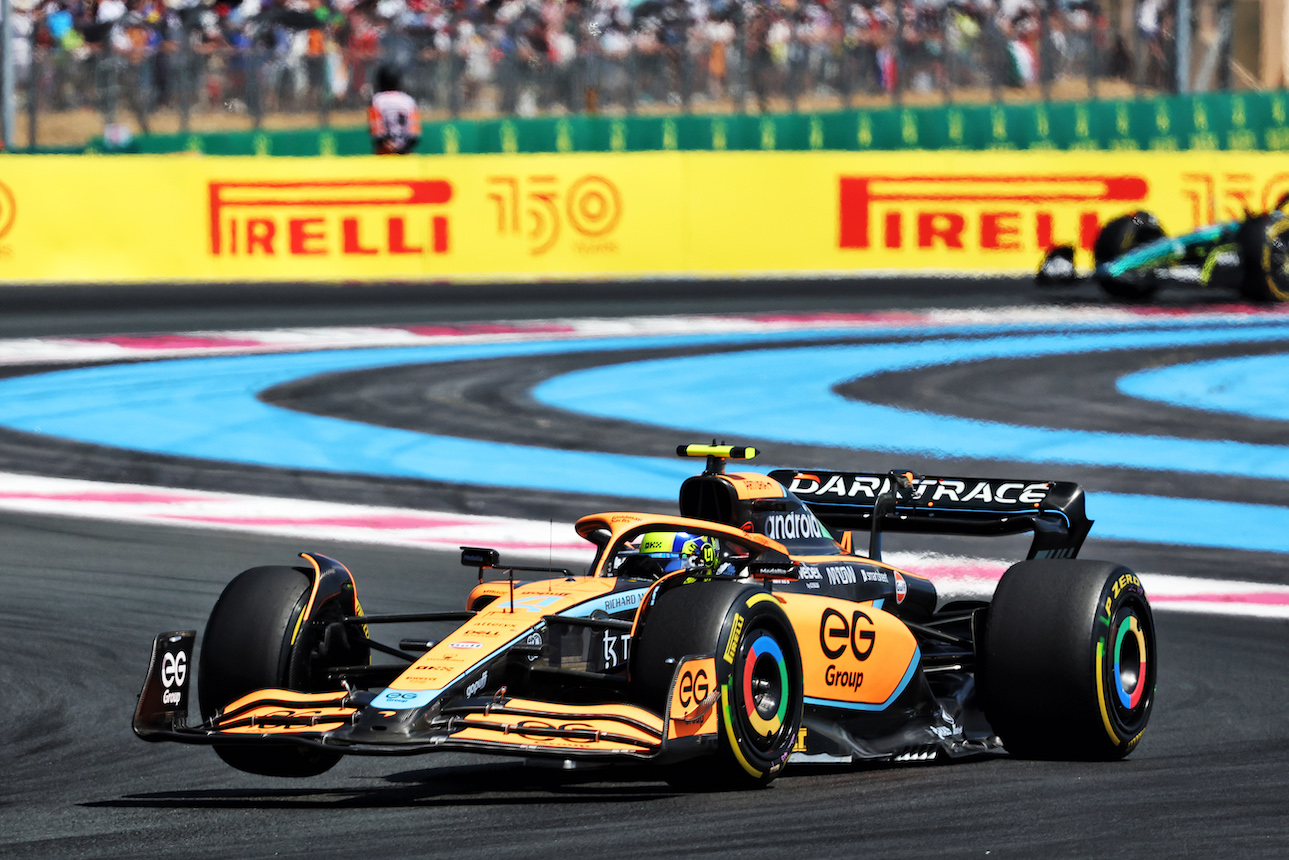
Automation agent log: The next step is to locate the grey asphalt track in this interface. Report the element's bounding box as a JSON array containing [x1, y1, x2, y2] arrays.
[[0, 279, 1286, 859]]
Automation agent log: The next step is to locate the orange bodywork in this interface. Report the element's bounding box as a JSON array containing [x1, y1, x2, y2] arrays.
[[448, 697, 665, 753], [215, 689, 357, 735], [218, 707, 354, 735], [392, 577, 625, 693], [724, 472, 787, 500], [667, 656, 719, 740], [779, 592, 920, 707]]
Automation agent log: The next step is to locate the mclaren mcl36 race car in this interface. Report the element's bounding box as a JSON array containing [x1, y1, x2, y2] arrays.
[[1036, 195, 1289, 302], [135, 445, 1156, 789]]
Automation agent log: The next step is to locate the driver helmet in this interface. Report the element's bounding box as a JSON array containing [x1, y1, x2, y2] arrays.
[[638, 531, 719, 574]]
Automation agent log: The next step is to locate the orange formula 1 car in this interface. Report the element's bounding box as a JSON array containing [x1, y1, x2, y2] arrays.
[[134, 445, 1156, 789]]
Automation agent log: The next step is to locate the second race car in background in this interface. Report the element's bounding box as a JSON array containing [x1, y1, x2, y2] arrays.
[[135, 445, 1156, 789], [1037, 194, 1289, 302]]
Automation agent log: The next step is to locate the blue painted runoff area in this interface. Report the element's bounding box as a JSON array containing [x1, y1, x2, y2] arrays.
[[0, 318, 1288, 551], [1117, 354, 1289, 421], [533, 324, 1289, 477]]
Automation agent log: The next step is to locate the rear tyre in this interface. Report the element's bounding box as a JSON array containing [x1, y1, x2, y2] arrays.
[[199, 566, 350, 777], [633, 580, 803, 790], [1094, 211, 1164, 301], [980, 559, 1155, 760], [1237, 210, 1289, 302]]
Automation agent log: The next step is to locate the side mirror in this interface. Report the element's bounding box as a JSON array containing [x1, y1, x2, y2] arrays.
[[748, 548, 798, 579], [748, 561, 799, 579], [460, 546, 500, 568]]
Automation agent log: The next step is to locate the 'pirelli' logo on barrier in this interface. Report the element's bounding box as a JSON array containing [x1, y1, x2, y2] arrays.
[[208, 180, 452, 257], [838, 175, 1149, 253]]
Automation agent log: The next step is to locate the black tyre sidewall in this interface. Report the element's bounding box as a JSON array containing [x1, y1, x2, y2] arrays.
[[198, 566, 342, 778], [721, 598, 803, 779], [632, 579, 748, 705], [1238, 212, 1289, 302], [1094, 211, 1162, 300], [980, 559, 1156, 760], [632, 580, 803, 786], [198, 566, 312, 718], [1099, 578, 1155, 750]]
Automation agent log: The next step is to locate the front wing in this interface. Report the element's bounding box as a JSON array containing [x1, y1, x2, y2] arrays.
[[133, 631, 720, 763]]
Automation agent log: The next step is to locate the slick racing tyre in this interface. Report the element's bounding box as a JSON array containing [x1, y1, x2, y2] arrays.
[[1237, 210, 1289, 302], [979, 559, 1155, 760], [199, 566, 365, 777], [632, 580, 803, 789], [1094, 211, 1165, 301]]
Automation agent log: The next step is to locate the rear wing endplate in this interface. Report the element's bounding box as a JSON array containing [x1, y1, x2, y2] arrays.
[[769, 469, 1092, 561]]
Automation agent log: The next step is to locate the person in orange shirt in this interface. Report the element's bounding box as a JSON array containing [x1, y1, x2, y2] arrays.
[[368, 65, 420, 155]]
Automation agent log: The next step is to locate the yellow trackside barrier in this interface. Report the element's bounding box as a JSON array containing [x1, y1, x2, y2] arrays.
[[0, 152, 1285, 284]]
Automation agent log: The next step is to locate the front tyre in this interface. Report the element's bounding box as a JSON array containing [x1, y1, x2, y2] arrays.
[[633, 580, 803, 789], [199, 566, 349, 777], [1094, 211, 1164, 301], [1237, 210, 1289, 302], [980, 559, 1155, 760], [721, 603, 801, 784]]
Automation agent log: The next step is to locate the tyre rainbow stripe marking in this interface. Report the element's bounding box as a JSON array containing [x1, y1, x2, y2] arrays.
[[1114, 616, 1148, 710], [1095, 640, 1118, 746], [720, 684, 762, 778], [742, 634, 789, 736]]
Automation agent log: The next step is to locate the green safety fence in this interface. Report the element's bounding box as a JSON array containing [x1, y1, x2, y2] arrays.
[[80, 90, 1289, 156]]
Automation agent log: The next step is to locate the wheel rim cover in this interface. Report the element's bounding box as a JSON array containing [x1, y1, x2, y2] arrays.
[[741, 633, 789, 738], [1113, 615, 1148, 710]]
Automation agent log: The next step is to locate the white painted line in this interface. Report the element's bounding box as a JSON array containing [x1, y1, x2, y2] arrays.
[[888, 553, 1289, 619], [1, 472, 1283, 619], [0, 472, 594, 562], [0, 306, 1284, 365]]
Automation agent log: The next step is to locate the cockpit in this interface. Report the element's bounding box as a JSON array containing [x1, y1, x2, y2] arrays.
[[603, 526, 757, 581]]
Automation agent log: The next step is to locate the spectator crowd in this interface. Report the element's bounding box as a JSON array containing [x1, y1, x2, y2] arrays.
[[7, 0, 1134, 131]]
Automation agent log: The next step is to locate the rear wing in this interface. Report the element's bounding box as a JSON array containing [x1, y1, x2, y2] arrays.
[[769, 469, 1092, 561]]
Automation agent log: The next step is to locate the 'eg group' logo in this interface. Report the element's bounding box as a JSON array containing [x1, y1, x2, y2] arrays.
[[208, 179, 451, 257], [160, 649, 186, 687], [838, 175, 1149, 253], [676, 667, 710, 709]]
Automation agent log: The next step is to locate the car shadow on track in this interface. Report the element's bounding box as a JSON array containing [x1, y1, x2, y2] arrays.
[[82, 760, 686, 809], [84, 754, 1013, 811]]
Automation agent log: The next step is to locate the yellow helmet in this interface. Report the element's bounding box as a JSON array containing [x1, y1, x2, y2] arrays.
[[638, 531, 718, 573]]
